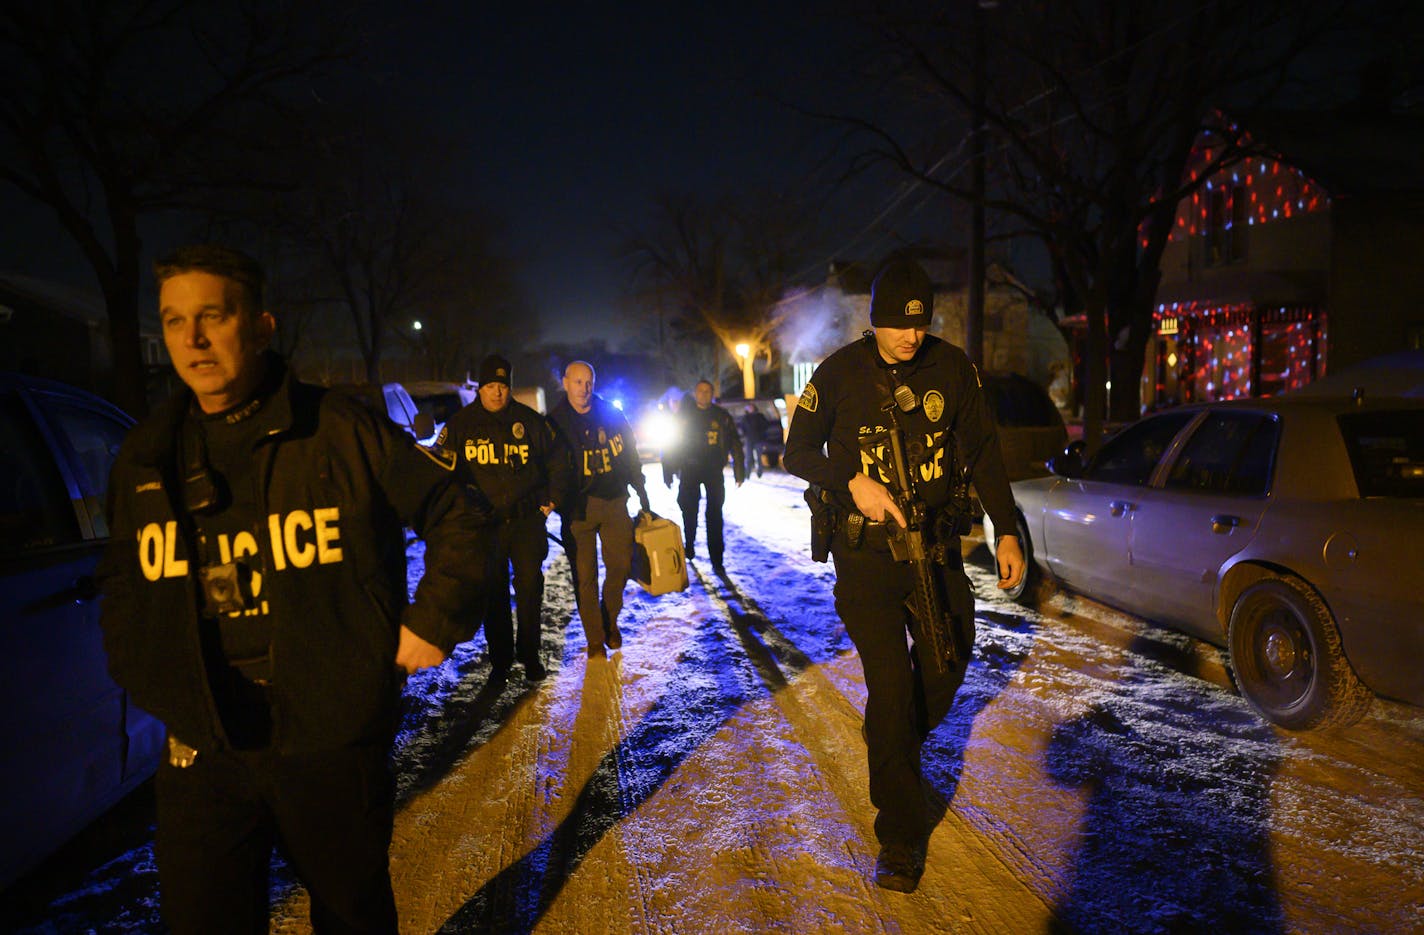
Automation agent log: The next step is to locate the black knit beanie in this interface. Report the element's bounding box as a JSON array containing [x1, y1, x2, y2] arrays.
[[869, 256, 934, 328], [478, 354, 511, 386]]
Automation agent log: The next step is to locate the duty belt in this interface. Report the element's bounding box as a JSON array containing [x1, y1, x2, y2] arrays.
[[843, 513, 893, 551]]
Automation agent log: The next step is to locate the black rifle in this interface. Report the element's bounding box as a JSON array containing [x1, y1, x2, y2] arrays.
[[864, 384, 967, 676]]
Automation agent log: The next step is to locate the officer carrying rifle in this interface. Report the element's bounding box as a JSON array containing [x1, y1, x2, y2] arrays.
[[784, 253, 1024, 894]]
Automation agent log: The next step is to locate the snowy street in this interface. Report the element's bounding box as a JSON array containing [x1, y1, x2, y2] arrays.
[[6, 465, 1424, 934]]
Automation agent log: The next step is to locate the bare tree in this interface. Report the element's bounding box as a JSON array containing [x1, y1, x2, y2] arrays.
[[0, 0, 348, 415], [835, 0, 1370, 446], [623, 191, 821, 397], [258, 115, 526, 385]]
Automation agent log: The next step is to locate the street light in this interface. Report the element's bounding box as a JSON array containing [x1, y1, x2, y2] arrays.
[[735, 343, 754, 399]]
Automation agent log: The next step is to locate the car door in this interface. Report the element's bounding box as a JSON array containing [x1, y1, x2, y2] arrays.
[[0, 381, 158, 886], [1040, 411, 1196, 602], [1127, 409, 1277, 639]]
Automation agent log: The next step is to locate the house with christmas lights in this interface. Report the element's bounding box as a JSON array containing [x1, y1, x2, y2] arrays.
[[1146, 109, 1424, 407]]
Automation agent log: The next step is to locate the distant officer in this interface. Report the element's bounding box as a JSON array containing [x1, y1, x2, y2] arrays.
[[549, 360, 651, 658], [740, 402, 771, 478], [98, 244, 491, 933], [663, 380, 744, 569], [783, 254, 1024, 894], [439, 354, 570, 682]]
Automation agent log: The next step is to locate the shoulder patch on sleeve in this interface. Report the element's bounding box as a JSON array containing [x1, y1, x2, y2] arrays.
[[416, 444, 458, 471], [797, 382, 819, 413]]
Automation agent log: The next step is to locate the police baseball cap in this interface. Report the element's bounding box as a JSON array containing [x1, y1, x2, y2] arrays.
[[869, 255, 934, 329], [478, 354, 511, 386]]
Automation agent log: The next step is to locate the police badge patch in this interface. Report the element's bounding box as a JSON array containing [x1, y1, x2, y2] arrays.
[[798, 382, 819, 413], [512, 422, 525, 440], [416, 444, 458, 471], [923, 390, 945, 423]]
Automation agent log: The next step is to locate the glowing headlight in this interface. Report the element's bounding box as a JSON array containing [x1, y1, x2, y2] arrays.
[[640, 411, 678, 451]]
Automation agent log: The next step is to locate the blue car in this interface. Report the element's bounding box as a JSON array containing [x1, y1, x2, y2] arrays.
[[0, 373, 163, 886]]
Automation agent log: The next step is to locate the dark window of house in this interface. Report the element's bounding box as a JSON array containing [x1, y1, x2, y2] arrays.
[[1207, 184, 1246, 266]]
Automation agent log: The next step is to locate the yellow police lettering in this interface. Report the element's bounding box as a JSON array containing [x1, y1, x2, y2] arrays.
[[162, 521, 188, 578], [609, 434, 624, 458], [314, 508, 342, 563], [465, 437, 501, 465], [859, 444, 889, 484], [232, 530, 258, 560], [919, 431, 946, 482], [505, 442, 530, 465], [138, 523, 164, 581], [283, 510, 316, 568]]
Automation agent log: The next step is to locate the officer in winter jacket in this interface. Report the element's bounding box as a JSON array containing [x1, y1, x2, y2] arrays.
[[783, 254, 1024, 894], [662, 379, 745, 569], [548, 360, 651, 658], [98, 245, 492, 934], [438, 353, 570, 682], [739, 402, 771, 478]]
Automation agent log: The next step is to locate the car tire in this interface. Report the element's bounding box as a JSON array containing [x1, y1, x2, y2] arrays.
[[1227, 575, 1373, 730]]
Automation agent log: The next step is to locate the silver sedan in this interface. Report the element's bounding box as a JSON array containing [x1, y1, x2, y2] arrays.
[[985, 395, 1424, 730]]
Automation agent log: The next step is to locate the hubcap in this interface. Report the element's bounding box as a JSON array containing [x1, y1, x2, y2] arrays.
[[1262, 626, 1298, 678]]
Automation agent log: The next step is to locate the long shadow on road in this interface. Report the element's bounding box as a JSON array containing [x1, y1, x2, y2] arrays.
[[436, 524, 851, 933], [436, 613, 755, 933], [1043, 636, 1285, 934]]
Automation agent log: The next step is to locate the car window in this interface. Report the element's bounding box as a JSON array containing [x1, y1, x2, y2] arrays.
[[0, 392, 82, 555], [1338, 410, 1424, 498], [39, 393, 132, 538], [1164, 411, 1279, 496], [1085, 410, 1195, 485]]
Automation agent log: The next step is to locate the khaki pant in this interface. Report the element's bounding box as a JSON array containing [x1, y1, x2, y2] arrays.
[[562, 494, 633, 649]]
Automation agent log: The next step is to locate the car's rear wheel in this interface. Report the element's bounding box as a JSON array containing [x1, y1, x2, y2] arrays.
[[1227, 575, 1373, 730]]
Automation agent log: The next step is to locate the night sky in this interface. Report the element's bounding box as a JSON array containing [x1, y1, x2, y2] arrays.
[[358, 1, 889, 345], [3, 3, 919, 349]]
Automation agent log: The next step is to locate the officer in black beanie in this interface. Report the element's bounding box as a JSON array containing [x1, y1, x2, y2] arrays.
[[438, 354, 571, 681], [783, 253, 1024, 892]]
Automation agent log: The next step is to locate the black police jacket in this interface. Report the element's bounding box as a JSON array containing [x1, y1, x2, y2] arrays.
[[437, 398, 571, 519], [548, 394, 649, 519], [783, 333, 1016, 537], [98, 357, 494, 755], [663, 402, 745, 485]]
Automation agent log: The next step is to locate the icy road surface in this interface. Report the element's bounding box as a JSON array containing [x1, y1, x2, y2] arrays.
[[5, 466, 1423, 934]]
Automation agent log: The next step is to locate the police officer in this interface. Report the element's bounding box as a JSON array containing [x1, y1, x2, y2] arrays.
[[549, 360, 651, 658], [740, 402, 771, 478], [663, 379, 745, 569], [783, 254, 1024, 893], [98, 245, 491, 933], [439, 354, 570, 682]]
